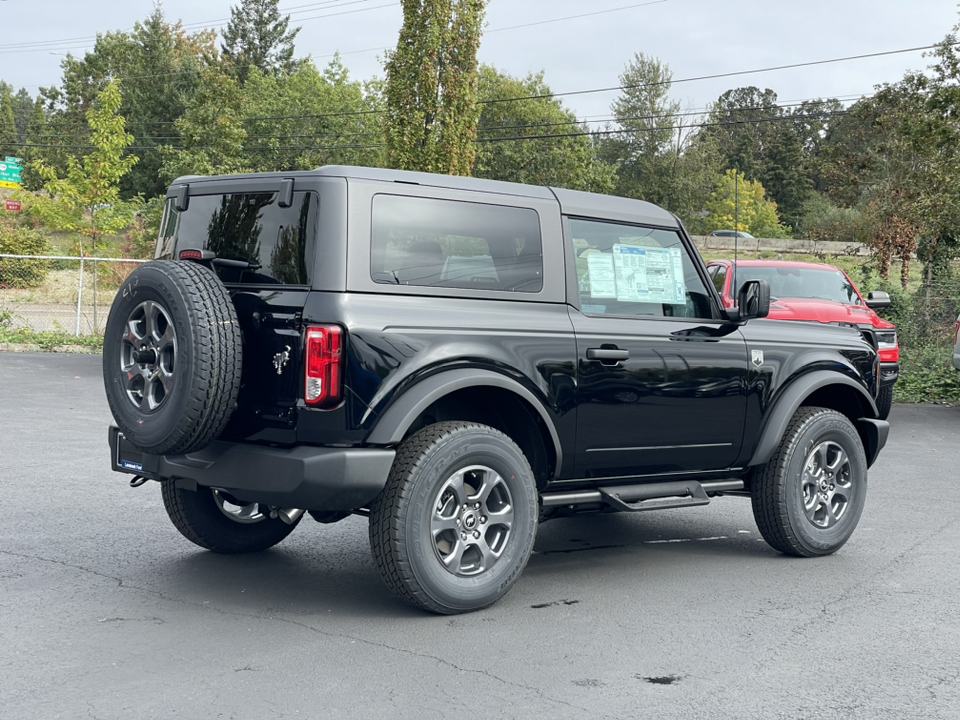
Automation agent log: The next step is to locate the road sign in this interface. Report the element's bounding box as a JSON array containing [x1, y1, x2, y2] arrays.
[[5, 200, 22, 212], [0, 157, 22, 189]]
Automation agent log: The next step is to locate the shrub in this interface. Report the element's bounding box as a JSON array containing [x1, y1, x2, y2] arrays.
[[0, 219, 51, 288]]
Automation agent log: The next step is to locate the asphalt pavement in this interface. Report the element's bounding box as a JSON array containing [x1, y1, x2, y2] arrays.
[[1, 352, 958, 720]]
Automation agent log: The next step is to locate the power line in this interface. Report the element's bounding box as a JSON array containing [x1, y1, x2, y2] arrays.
[[11, 108, 856, 154], [0, 0, 381, 53], [481, 42, 953, 106], [19, 96, 860, 143], [36, 38, 938, 128]]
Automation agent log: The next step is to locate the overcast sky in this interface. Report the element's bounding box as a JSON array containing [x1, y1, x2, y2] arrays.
[[1, 0, 958, 123]]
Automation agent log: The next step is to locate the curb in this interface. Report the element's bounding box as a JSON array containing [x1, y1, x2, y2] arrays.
[[0, 343, 99, 354]]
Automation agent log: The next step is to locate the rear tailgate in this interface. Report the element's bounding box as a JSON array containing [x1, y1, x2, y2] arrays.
[[159, 184, 321, 443]]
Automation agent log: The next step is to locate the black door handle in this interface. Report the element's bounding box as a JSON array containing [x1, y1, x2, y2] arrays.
[[587, 348, 630, 362]]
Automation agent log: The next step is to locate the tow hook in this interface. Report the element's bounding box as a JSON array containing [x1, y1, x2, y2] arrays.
[[129, 476, 149, 488]]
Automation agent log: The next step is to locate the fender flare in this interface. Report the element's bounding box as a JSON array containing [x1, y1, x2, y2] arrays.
[[747, 370, 881, 468], [365, 368, 563, 477]]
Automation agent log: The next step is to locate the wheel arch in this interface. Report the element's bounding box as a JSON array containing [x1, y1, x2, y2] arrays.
[[365, 369, 562, 488], [747, 370, 887, 469]]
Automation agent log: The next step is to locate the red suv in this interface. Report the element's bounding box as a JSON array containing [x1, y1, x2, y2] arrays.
[[707, 260, 899, 419]]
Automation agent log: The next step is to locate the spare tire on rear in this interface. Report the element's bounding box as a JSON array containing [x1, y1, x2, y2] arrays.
[[102, 260, 242, 455]]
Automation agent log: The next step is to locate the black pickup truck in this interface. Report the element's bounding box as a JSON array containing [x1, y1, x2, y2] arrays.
[[103, 166, 889, 614]]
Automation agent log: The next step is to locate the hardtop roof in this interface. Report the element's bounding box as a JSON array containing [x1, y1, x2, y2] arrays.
[[170, 165, 680, 229]]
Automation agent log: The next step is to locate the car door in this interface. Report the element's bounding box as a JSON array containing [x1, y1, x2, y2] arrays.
[[567, 218, 749, 478]]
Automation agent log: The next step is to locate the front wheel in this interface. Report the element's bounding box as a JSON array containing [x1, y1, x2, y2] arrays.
[[369, 422, 538, 614], [161, 482, 300, 554], [876, 385, 893, 420], [751, 407, 868, 557]]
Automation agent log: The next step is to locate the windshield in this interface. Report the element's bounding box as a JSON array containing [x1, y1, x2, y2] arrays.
[[735, 266, 862, 305]]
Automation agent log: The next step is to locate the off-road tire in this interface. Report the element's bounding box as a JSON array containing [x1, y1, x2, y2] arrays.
[[161, 482, 299, 554], [876, 385, 893, 420], [369, 422, 538, 614], [751, 407, 867, 557], [102, 260, 242, 455]]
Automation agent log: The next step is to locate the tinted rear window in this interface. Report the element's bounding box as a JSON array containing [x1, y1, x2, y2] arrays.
[[156, 191, 318, 285], [370, 194, 543, 293]]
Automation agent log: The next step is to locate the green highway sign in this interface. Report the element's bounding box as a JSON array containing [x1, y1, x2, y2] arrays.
[[0, 157, 22, 189]]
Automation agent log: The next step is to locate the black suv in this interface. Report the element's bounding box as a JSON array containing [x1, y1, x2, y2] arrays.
[[104, 166, 889, 614]]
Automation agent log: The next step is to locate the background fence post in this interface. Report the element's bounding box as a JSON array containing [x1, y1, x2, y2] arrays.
[[76, 257, 84, 337]]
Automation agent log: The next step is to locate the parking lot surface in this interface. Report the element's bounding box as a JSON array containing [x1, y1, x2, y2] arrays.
[[1, 352, 958, 719]]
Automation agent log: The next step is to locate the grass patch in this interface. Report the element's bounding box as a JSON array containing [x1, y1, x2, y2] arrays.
[[0, 325, 103, 351], [0, 309, 102, 351]]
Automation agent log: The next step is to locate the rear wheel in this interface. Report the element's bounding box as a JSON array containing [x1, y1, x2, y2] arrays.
[[161, 482, 300, 554], [751, 407, 868, 557], [369, 422, 538, 614]]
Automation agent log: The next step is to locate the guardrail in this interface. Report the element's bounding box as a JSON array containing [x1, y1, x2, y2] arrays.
[[691, 236, 867, 257]]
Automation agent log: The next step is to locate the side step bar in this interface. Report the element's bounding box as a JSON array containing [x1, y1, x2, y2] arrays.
[[540, 479, 745, 512]]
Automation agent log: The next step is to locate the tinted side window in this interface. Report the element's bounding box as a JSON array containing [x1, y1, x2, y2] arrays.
[[712, 265, 727, 294], [160, 191, 318, 285], [569, 218, 713, 319], [155, 198, 179, 259], [371, 195, 543, 293]]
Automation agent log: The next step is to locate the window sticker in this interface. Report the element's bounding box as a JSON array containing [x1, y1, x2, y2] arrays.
[[612, 245, 686, 304], [586, 253, 617, 298]]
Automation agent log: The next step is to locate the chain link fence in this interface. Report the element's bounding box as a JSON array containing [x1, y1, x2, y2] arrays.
[[0, 254, 147, 336]]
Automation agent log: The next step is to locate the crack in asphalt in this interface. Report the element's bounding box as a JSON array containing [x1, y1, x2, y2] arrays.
[[924, 667, 960, 701], [813, 513, 960, 621], [0, 548, 615, 718]]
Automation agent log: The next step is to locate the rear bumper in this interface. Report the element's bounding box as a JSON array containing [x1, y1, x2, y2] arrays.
[[880, 362, 899, 387], [109, 425, 395, 511]]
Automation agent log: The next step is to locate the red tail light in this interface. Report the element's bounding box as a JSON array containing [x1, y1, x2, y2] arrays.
[[179, 249, 203, 260], [304, 325, 343, 409]]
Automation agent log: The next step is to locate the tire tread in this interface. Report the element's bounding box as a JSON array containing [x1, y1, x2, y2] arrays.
[[103, 260, 242, 455], [369, 421, 534, 614], [751, 406, 861, 557]]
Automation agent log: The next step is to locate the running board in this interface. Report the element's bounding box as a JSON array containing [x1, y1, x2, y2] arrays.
[[540, 479, 744, 512]]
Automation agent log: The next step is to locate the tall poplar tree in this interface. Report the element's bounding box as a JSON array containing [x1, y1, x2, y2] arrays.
[[0, 84, 18, 159], [221, 0, 301, 85], [383, 0, 487, 176]]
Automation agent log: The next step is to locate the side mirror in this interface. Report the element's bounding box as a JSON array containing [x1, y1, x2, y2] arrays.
[[728, 279, 770, 323], [866, 291, 891, 309]]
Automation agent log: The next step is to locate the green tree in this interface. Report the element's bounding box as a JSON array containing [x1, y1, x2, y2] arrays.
[[761, 125, 811, 227], [790, 97, 845, 193], [29, 81, 140, 256], [703, 169, 791, 238], [599, 53, 681, 203], [0, 84, 17, 158], [667, 135, 726, 234], [28, 81, 140, 329], [700, 86, 821, 227], [160, 66, 249, 180], [11, 88, 33, 141], [383, 0, 487, 175], [39, 4, 212, 198], [473, 66, 614, 192], [18, 99, 49, 190], [816, 96, 885, 209], [242, 56, 384, 172], [221, 0, 301, 85], [704, 87, 781, 179]]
